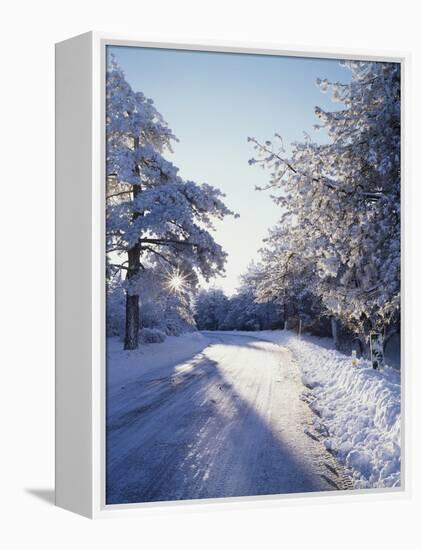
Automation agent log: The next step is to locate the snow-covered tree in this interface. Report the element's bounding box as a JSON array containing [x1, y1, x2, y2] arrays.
[[107, 261, 197, 340], [221, 289, 280, 331], [249, 60, 400, 347], [138, 263, 196, 335], [248, 237, 323, 331], [194, 271, 282, 332], [194, 288, 229, 331], [106, 58, 235, 349]]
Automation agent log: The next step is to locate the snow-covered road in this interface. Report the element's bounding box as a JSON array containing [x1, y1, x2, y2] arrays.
[[106, 332, 346, 504]]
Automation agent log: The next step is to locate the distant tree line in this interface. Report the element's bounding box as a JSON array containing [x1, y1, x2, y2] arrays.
[[194, 287, 282, 332]]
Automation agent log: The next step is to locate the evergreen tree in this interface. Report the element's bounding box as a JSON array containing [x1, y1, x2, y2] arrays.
[[106, 59, 235, 349]]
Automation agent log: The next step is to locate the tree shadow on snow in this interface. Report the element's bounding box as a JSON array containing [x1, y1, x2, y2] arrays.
[[106, 352, 331, 505]]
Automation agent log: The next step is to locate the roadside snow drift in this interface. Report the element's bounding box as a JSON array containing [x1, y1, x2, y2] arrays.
[[254, 330, 401, 489]]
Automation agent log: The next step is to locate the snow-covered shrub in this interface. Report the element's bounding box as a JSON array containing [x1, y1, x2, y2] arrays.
[[139, 328, 166, 344], [164, 317, 195, 336], [139, 300, 166, 331]]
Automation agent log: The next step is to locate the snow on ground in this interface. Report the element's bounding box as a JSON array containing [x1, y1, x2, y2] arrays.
[[107, 331, 210, 390], [107, 331, 343, 503], [233, 330, 401, 489], [106, 328, 400, 499]]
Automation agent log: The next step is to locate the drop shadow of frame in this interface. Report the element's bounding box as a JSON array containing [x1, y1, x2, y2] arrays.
[[25, 488, 55, 505]]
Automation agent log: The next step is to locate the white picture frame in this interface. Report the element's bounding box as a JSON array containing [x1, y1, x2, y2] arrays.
[[55, 31, 409, 518]]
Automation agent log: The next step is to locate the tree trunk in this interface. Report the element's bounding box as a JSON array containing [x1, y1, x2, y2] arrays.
[[331, 317, 340, 350], [124, 243, 141, 350], [124, 292, 139, 350], [124, 136, 142, 350]]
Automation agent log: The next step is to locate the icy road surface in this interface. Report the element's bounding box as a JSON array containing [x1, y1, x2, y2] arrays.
[[106, 332, 345, 504]]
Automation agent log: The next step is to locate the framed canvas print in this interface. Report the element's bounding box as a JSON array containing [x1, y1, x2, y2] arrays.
[[55, 32, 408, 518]]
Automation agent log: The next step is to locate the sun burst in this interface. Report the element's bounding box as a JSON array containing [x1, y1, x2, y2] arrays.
[[165, 268, 187, 293]]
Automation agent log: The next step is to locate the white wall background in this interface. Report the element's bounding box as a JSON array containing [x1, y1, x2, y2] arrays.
[[0, 0, 419, 547]]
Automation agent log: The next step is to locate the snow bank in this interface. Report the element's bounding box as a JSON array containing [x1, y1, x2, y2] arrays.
[[107, 331, 210, 390], [238, 330, 401, 489]]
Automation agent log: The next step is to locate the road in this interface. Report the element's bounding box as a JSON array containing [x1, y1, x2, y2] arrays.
[[106, 332, 346, 504]]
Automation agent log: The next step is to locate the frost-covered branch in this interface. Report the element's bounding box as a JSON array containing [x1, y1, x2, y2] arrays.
[[248, 60, 400, 340]]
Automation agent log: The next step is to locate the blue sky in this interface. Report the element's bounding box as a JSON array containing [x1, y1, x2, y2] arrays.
[[108, 46, 351, 295]]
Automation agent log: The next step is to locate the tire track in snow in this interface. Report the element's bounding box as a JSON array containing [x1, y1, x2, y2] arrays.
[[107, 332, 350, 504]]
